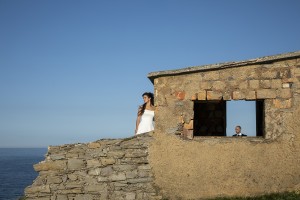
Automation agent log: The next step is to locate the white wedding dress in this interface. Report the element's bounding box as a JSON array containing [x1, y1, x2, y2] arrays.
[[136, 110, 154, 134]]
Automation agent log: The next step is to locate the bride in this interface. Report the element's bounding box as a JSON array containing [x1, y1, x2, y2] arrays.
[[135, 92, 155, 135]]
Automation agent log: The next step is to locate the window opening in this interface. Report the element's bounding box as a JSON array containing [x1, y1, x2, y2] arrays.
[[226, 100, 256, 136], [193, 100, 264, 137], [194, 100, 226, 136]]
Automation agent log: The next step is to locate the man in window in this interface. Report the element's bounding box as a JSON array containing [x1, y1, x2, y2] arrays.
[[232, 125, 247, 137]]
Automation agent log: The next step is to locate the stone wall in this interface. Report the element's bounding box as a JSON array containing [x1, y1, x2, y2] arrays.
[[25, 133, 161, 200], [153, 58, 300, 139]]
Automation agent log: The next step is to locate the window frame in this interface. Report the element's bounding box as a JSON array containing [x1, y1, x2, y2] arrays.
[[193, 100, 265, 138]]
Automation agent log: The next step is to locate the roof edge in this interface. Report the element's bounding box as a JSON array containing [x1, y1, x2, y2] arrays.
[[148, 50, 300, 83]]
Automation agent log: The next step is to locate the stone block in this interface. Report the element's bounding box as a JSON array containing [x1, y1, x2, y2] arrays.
[[257, 89, 276, 99], [97, 176, 108, 182], [276, 89, 292, 98], [271, 79, 282, 88], [282, 83, 291, 88], [247, 68, 260, 79], [191, 93, 197, 100], [25, 185, 51, 193], [125, 170, 138, 179], [66, 153, 79, 158], [107, 151, 125, 158], [68, 174, 78, 181], [101, 158, 116, 166], [249, 80, 259, 89], [29, 197, 50, 200], [293, 67, 300, 76], [49, 154, 65, 160], [65, 183, 82, 189], [113, 164, 136, 171], [47, 176, 62, 184], [232, 91, 245, 100], [197, 90, 206, 100], [100, 166, 114, 176], [57, 188, 82, 194], [282, 78, 294, 83], [245, 91, 256, 100], [219, 70, 233, 80], [228, 80, 238, 88], [260, 80, 271, 88], [212, 81, 226, 90], [125, 193, 136, 200], [234, 70, 248, 80], [56, 195, 68, 200], [138, 165, 151, 170], [84, 184, 107, 193], [87, 159, 102, 168], [261, 70, 278, 79], [88, 142, 101, 149], [68, 146, 86, 154], [125, 150, 147, 158], [183, 120, 193, 130], [279, 68, 291, 78], [74, 194, 94, 200], [48, 145, 60, 153], [199, 81, 212, 90], [68, 159, 85, 170], [207, 91, 222, 100], [238, 81, 248, 90], [203, 71, 219, 81], [138, 170, 151, 178], [175, 91, 185, 100], [127, 177, 153, 184], [223, 91, 232, 100], [88, 168, 101, 176], [273, 99, 292, 108], [155, 93, 167, 106], [109, 173, 126, 181], [182, 128, 193, 140], [34, 160, 66, 172]]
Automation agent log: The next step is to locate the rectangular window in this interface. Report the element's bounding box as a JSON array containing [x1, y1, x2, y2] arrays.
[[193, 100, 264, 137]]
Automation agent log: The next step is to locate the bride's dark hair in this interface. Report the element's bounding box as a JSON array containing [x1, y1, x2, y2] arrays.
[[138, 92, 154, 116]]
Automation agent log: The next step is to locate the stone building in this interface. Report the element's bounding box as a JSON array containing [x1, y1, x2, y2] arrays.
[[25, 51, 300, 200], [147, 51, 300, 199], [148, 51, 300, 139]]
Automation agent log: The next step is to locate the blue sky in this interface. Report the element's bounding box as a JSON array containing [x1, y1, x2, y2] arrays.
[[0, 0, 299, 147]]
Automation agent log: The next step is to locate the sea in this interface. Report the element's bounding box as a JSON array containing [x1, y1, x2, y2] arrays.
[[0, 148, 47, 200]]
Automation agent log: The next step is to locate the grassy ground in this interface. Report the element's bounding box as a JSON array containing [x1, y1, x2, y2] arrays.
[[160, 192, 300, 200], [210, 191, 300, 200], [20, 192, 300, 200]]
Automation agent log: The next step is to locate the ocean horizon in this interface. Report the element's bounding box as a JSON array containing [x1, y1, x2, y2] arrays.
[[0, 148, 47, 200]]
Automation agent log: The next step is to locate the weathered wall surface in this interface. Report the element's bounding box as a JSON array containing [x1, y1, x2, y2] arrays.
[[148, 57, 300, 199], [153, 58, 300, 138], [149, 124, 300, 199], [25, 133, 162, 200]]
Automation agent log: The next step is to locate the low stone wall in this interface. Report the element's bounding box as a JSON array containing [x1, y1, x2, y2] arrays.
[[25, 133, 161, 200]]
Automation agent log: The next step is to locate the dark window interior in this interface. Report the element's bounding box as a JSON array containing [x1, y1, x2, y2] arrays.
[[194, 100, 226, 136], [256, 100, 264, 137], [193, 100, 264, 137]]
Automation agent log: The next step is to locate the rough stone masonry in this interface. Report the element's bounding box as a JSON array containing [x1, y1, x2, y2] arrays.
[[24, 133, 162, 200]]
